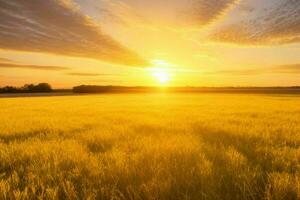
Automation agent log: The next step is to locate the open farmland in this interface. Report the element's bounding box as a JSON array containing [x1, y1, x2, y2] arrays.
[[0, 93, 300, 200]]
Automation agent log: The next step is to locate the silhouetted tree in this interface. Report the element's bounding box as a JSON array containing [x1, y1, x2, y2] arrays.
[[23, 84, 35, 91], [33, 83, 52, 92], [0, 83, 53, 93], [0, 86, 18, 93]]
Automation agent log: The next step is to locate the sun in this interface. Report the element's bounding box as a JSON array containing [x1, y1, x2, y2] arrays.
[[149, 67, 171, 85], [153, 69, 170, 84], [149, 60, 172, 85]]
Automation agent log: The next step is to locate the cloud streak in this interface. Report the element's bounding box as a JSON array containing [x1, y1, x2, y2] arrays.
[[0, 57, 12, 63], [210, 0, 300, 45], [66, 72, 110, 76], [0, 63, 69, 71], [188, 0, 240, 27], [0, 0, 147, 66], [273, 64, 300, 73], [210, 64, 300, 76], [92, 0, 239, 28]]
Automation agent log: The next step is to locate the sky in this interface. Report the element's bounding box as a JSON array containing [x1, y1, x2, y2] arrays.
[[0, 0, 300, 88]]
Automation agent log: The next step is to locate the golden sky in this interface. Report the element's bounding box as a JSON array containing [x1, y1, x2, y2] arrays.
[[0, 0, 300, 87]]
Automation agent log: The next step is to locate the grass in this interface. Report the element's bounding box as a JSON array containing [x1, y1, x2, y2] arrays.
[[0, 93, 300, 200]]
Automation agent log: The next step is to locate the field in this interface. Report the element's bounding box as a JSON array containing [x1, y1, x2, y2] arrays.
[[0, 93, 300, 200]]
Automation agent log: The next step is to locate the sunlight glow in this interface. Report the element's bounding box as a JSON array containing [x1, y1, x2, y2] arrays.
[[154, 70, 170, 84], [150, 67, 171, 84], [149, 60, 174, 85], [152, 59, 173, 67]]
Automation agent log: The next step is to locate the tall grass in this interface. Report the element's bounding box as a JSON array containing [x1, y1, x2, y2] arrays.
[[0, 93, 300, 199]]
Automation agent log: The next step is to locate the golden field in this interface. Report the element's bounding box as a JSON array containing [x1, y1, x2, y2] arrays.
[[0, 93, 300, 200]]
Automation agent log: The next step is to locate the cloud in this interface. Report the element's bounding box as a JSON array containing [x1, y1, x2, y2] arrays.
[[188, 0, 240, 26], [273, 64, 300, 73], [210, 69, 262, 76], [0, 57, 12, 63], [90, 0, 239, 28], [66, 72, 109, 76], [0, 0, 148, 66], [0, 63, 69, 71], [210, 0, 300, 45], [210, 64, 300, 76]]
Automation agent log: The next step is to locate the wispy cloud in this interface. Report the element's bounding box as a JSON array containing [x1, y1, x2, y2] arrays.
[[91, 0, 239, 28], [0, 0, 148, 66], [188, 0, 240, 27], [210, 0, 300, 45], [0, 57, 12, 63], [210, 69, 262, 76], [210, 64, 300, 76], [66, 72, 110, 77], [273, 64, 300, 73], [0, 63, 69, 71]]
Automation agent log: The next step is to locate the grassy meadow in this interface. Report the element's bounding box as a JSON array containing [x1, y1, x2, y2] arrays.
[[0, 93, 300, 200]]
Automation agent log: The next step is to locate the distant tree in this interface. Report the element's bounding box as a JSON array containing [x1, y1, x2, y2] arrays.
[[23, 84, 35, 92], [33, 83, 52, 92], [0, 86, 18, 93], [0, 83, 53, 93]]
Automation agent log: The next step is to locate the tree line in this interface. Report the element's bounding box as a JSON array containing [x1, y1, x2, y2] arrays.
[[0, 83, 52, 93]]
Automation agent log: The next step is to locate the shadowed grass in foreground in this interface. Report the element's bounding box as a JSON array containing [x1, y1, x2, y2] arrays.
[[0, 93, 300, 200]]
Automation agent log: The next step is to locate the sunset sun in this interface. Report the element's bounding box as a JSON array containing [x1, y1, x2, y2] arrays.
[[149, 60, 172, 85], [151, 68, 171, 84]]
